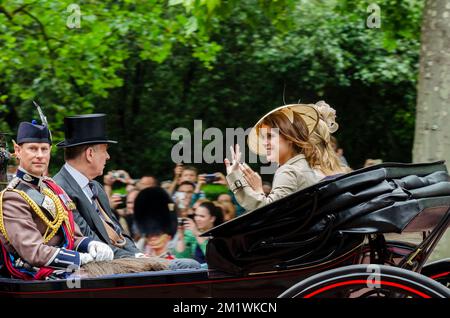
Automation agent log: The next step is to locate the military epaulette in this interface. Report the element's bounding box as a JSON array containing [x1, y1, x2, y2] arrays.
[[6, 177, 20, 190], [42, 176, 53, 182]]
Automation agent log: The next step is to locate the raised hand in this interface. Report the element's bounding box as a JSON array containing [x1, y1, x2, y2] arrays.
[[174, 163, 183, 178], [183, 218, 199, 236], [240, 163, 263, 193], [224, 144, 242, 175], [213, 172, 227, 185]]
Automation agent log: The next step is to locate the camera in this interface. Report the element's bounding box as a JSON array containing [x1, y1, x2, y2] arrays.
[[174, 191, 187, 209], [177, 217, 187, 226], [203, 173, 218, 184], [186, 213, 195, 220], [112, 171, 126, 180], [113, 193, 127, 209], [111, 171, 127, 192]]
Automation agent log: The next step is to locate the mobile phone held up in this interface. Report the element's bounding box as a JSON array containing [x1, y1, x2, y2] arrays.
[[203, 173, 217, 184], [112, 193, 127, 210], [178, 214, 195, 226], [174, 191, 186, 209]]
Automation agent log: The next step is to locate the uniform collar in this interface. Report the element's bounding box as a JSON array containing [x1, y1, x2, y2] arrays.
[[16, 167, 43, 187]]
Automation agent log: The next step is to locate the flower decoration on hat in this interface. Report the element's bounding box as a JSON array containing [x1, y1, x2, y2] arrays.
[[315, 100, 339, 133]]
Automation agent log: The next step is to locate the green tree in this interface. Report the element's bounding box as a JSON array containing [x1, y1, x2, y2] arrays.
[[0, 0, 425, 179]]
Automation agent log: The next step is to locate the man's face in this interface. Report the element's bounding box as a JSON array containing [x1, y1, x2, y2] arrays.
[[217, 193, 232, 204], [89, 144, 110, 178], [180, 169, 197, 183], [15, 142, 51, 176], [126, 190, 139, 215], [146, 234, 171, 249], [177, 183, 194, 205], [138, 176, 157, 189]]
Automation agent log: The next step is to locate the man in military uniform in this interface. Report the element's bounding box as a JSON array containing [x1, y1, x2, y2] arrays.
[[0, 120, 114, 280]]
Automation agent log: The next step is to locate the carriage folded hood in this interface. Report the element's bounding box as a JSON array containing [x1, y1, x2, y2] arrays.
[[204, 161, 450, 275]]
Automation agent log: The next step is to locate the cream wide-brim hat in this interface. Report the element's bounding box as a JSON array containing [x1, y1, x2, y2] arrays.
[[247, 104, 320, 156]]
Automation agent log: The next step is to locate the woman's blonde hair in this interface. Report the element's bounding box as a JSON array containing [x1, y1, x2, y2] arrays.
[[310, 101, 346, 175], [257, 107, 320, 169]]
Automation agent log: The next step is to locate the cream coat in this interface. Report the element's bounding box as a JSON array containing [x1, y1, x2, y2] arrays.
[[226, 154, 321, 212]]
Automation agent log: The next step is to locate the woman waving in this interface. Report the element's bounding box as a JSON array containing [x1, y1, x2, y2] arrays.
[[226, 102, 345, 212]]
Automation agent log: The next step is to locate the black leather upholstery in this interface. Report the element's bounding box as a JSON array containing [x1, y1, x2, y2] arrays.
[[204, 161, 450, 274]]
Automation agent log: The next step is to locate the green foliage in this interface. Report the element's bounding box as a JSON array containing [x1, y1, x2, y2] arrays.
[[202, 184, 229, 200], [249, 0, 424, 167], [0, 0, 424, 179]]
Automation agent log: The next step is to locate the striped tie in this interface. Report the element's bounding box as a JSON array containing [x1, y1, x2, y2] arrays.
[[88, 181, 122, 235]]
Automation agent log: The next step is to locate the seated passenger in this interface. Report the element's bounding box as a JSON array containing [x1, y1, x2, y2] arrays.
[[53, 114, 142, 259], [225, 103, 322, 211], [53, 114, 199, 270], [0, 120, 113, 280]]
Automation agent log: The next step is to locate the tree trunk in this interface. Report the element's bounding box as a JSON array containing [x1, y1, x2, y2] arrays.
[[413, 0, 450, 261], [413, 0, 450, 166]]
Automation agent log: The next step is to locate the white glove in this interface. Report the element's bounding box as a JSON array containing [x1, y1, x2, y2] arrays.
[[88, 241, 114, 261], [135, 253, 147, 258], [80, 253, 94, 265]]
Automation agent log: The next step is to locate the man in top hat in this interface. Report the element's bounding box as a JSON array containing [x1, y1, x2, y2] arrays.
[[53, 114, 141, 259], [0, 120, 114, 280]]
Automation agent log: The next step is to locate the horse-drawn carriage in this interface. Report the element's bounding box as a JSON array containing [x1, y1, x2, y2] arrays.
[[0, 161, 449, 298]]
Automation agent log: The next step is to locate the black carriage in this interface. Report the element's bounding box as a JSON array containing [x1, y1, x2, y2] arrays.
[[1, 161, 449, 298]]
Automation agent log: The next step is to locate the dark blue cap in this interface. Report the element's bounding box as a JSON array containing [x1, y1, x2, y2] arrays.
[[17, 122, 52, 145]]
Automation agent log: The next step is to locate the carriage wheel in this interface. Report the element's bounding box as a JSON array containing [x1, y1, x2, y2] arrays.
[[421, 259, 450, 288], [278, 264, 450, 298]]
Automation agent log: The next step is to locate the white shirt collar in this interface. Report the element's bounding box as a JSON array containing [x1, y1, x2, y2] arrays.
[[64, 162, 93, 202]]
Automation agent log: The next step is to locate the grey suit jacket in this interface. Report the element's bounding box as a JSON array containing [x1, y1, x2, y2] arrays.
[[53, 166, 139, 258]]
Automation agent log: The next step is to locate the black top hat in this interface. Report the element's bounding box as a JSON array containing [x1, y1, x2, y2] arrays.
[[17, 121, 52, 145], [56, 114, 117, 148], [134, 187, 178, 237]]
